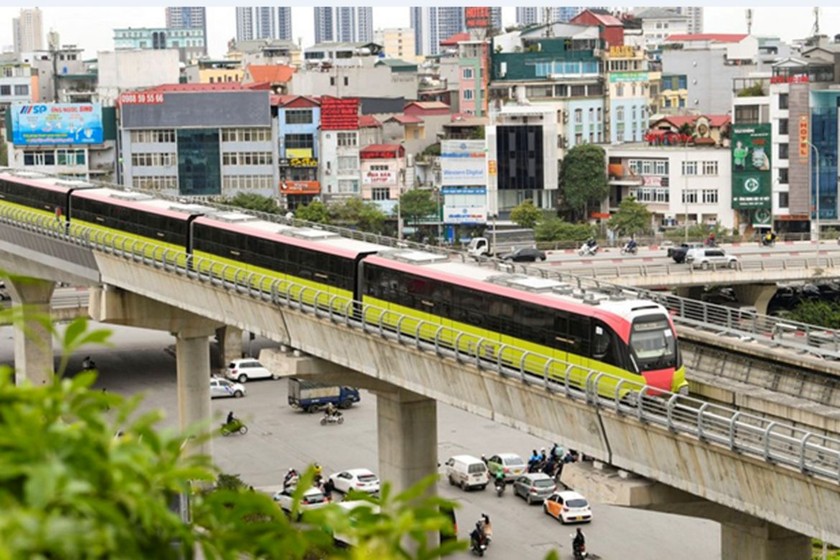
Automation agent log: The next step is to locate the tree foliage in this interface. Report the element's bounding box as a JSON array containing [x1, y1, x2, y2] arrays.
[[558, 144, 609, 222], [509, 199, 542, 229], [329, 197, 388, 234], [534, 217, 594, 242], [0, 310, 468, 560], [787, 300, 840, 329], [222, 193, 279, 214], [294, 200, 331, 224], [399, 189, 438, 227], [608, 196, 651, 237]]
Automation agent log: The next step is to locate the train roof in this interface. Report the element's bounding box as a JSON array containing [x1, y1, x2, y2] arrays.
[[366, 249, 666, 327], [72, 187, 215, 219], [193, 214, 388, 258], [0, 169, 98, 192]]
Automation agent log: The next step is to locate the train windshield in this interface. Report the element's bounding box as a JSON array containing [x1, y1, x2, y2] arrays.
[[629, 315, 676, 371]]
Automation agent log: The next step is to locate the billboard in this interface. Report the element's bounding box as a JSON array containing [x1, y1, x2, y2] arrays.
[[465, 7, 492, 29], [441, 140, 486, 187], [12, 103, 104, 146], [320, 97, 359, 130], [731, 123, 772, 210]]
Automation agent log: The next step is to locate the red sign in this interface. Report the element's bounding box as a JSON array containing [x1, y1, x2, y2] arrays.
[[119, 92, 164, 105], [769, 74, 810, 84], [279, 180, 320, 194], [465, 7, 492, 29], [360, 150, 398, 159], [799, 116, 809, 160], [320, 97, 359, 130]]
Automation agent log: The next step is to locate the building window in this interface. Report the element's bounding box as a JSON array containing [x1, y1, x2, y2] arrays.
[[778, 93, 788, 110], [778, 118, 788, 135], [221, 152, 272, 166], [462, 68, 473, 79], [734, 105, 760, 124], [0, 85, 11, 96], [131, 152, 176, 167], [133, 176, 178, 191], [574, 108, 582, 123], [372, 187, 390, 200], [13, 84, 27, 96], [337, 156, 356, 171], [681, 161, 697, 175], [330, 77, 335, 86], [616, 83, 624, 96], [285, 134, 314, 149], [285, 109, 313, 124], [778, 143, 789, 160], [337, 132, 357, 147], [778, 191, 789, 209], [702, 189, 718, 204], [337, 179, 358, 193], [221, 128, 271, 142], [131, 129, 176, 143], [463, 89, 473, 101], [778, 167, 789, 184], [616, 107, 624, 121], [682, 190, 698, 204], [616, 123, 625, 138], [702, 161, 718, 175], [57, 149, 85, 165], [23, 151, 56, 165]]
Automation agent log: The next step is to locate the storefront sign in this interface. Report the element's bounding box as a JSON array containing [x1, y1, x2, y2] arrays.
[[731, 123, 772, 210]]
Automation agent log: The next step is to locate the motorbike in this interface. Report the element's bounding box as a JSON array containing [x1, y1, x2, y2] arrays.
[[571, 534, 588, 560], [620, 242, 638, 255], [221, 418, 248, 436], [81, 358, 96, 371], [494, 478, 505, 497], [470, 531, 488, 557], [578, 243, 599, 257], [320, 411, 344, 426], [760, 236, 776, 247]]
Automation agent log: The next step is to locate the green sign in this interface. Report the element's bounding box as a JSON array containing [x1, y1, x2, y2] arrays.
[[731, 124, 772, 210], [752, 208, 772, 227]]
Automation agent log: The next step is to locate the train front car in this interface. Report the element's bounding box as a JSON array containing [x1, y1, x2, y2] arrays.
[[620, 302, 687, 396]]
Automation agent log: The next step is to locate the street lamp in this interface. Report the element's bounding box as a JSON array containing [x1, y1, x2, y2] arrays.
[[808, 141, 821, 244]]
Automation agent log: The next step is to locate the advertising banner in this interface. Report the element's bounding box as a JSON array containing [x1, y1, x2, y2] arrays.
[[441, 140, 486, 187], [731, 123, 772, 209], [12, 103, 104, 145], [362, 169, 396, 184], [752, 208, 773, 227], [443, 204, 487, 224]]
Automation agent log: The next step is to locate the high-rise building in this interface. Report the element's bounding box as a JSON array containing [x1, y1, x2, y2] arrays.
[[515, 6, 591, 26], [668, 7, 704, 35], [236, 7, 294, 42], [165, 7, 207, 56], [411, 7, 465, 56], [313, 7, 372, 44], [374, 28, 417, 61], [12, 7, 43, 54]]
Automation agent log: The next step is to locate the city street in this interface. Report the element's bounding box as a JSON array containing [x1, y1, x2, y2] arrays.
[[0, 322, 721, 559]]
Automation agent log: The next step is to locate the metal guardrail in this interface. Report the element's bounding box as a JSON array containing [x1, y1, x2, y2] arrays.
[[2, 207, 840, 483]]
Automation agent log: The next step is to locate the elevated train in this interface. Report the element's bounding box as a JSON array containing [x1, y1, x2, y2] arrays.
[[0, 169, 687, 396]]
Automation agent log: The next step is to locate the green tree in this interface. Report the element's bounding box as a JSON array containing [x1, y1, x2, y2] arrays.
[[294, 200, 331, 224], [535, 217, 594, 243], [558, 144, 609, 222], [222, 193, 279, 214], [399, 189, 437, 231], [0, 312, 465, 559], [788, 300, 840, 329], [329, 197, 388, 234], [509, 199, 542, 229], [608, 196, 651, 238]]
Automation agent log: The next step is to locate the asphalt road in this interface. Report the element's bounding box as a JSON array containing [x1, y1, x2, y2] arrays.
[[0, 323, 721, 560]]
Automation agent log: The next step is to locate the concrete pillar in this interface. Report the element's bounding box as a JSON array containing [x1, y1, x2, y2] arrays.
[[721, 521, 811, 560], [377, 389, 438, 497], [731, 283, 778, 316], [6, 277, 55, 385], [216, 325, 243, 365], [175, 327, 215, 459]]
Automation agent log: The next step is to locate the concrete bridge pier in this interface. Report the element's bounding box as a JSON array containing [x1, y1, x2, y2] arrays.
[[731, 283, 778, 315], [722, 521, 811, 560], [376, 388, 438, 498], [89, 285, 221, 457], [216, 325, 243, 365], [6, 277, 55, 385]]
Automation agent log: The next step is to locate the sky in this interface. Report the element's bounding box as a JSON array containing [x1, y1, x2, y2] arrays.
[[0, 5, 838, 60]]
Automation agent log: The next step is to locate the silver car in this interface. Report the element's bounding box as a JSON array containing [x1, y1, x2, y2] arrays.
[[210, 377, 246, 399], [513, 473, 557, 505], [684, 247, 738, 270]]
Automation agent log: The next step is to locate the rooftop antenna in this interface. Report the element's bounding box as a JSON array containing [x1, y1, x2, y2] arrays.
[[812, 7, 820, 36], [745, 9, 752, 35]]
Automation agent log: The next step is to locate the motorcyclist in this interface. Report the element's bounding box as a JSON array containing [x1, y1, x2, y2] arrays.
[[324, 402, 338, 417], [625, 238, 638, 252], [586, 237, 597, 248], [313, 463, 323, 485], [706, 232, 717, 247], [493, 469, 505, 490], [226, 411, 236, 426], [572, 527, 586, 557], [480, 513, 493, 543], [764, 230, 777, 245], [283, 468, 299, 491], [470, 521, 487, 551], [81, 356, 95, 370]]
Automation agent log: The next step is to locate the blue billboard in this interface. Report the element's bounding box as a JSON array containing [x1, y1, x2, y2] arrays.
[[11, 103, 104, 145]]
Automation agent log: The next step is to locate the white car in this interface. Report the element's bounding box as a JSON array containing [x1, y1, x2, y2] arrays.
[[210, 377, 246, 399], [543, 490, 593, 524], [328, 468, 380, 495], [684, 247, 739, 270], [272, 486, 330, 515], [225, 358, 275, 383]]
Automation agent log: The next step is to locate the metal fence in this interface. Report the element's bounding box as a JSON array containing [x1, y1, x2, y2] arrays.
[[0, 207, 838, 484]]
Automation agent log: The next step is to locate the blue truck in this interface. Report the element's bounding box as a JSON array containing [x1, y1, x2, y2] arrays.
[[287, 377, 361, 412]]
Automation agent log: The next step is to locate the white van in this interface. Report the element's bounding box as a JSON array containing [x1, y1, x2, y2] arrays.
[[444, 455, 488, 491]]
